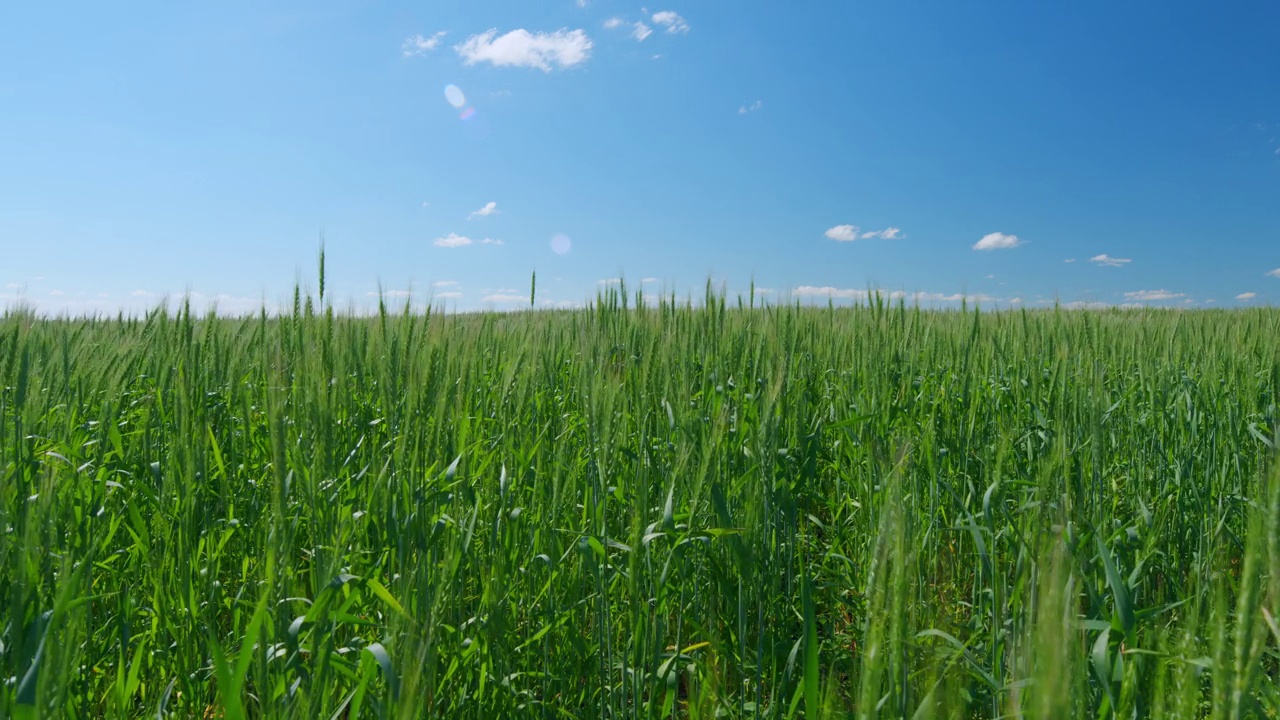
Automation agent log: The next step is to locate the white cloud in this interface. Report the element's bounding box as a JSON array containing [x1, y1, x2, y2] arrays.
[[402, 32, 447, 57], [434, 233, 474, 248], [641, 277, 661, 283], [481, 238, 504, 245], [482, 293, 526, 303], [632, 22, 652, 41], [598, 278, 622, 285], [860, 227, 903, 240], [792, 287, 997, 304], [577, 0, 589, 6], [739, 100, 763, 115], [1010, 297, 1023, 304], [1064, 258, 1077, 263], [366, 289, 413, 298], [1267, 268, 1280, 278], [436, 291, 462, 299], [432, 280, 460, 288], [652, 11, 690, 34], [4, 282, 19, 289], [469, 201, 499, 218], [1123, 289, 1186, 302], [604, 17, 624, 29], [1089, 254, 1131, 267], [1059, 301, 1113, 310], [1237, 292, 1258, 301], [824, 225, 858, 242], [973, 232, 1022, 250], [456, 28, 593, 72]]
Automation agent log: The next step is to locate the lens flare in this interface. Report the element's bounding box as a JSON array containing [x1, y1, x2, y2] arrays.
[[459, 107, 476, 121], [444, 84, 466, 108], [551, 234, 572, 255]]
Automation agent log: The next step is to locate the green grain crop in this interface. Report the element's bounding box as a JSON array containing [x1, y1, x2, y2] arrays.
[[1, 279, 1279, 718]]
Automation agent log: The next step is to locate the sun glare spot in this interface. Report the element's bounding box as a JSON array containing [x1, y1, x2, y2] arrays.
[[551, 234, 572, 255], [445, 84, 466, 108]]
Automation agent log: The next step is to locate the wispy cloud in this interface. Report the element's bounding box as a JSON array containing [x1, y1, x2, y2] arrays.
[[456, 28, 593, 71], [469, 201, 498, 218], [1237, 292, 1258, 301], [130, 290, 153, 297], [481, 238, 504, 245], [652, 11, 690, 34], [641, 277, 661, 283], [604, 17, 624, 29], [367, 289, 413, 298], [632, 22, 652, 41], [1089, 254, 1131, 267], [434, 233, 474, 248], [973, 232, 1022, 251], [824, 225, 858, 242], [482, 293, 526, 303], [598, 278, 622, 285], [432, 280, 460, 288], [860, 227, 902, 240], [1123, 289, 1186, 302], [436, 291, 462, 299], [402, 32, 447, 57], [738, 100, 763, 115], [793, 286, 998, 303], [1267, 268, 1280, 278], [1064, 258, 1077, 263], [49, 290, 64, 296]]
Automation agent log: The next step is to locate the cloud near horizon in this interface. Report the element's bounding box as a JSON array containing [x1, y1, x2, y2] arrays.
[[973, 232, 1022, 250], [1089, 254, 1131, 267]]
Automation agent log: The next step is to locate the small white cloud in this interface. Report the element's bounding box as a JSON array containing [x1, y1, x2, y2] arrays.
[[1010, 297, 1023, 304], [604, 17, 624, 29], [482, 293, 526, 303], [652, 11, 690, 34], [402, 32, 447, 57], [738, 100, 763, 115], [376, 290, 414, 298], [434, 233, 474, 248], [481, 238, 504, 245], [4, 282, 19, 289], [1089, 254, 1132, 267], [973, 232, 1022, 251], [432, 280, 460, 288], [1267, 268, 1280, 278], [824, 225, 858, 242], [469, 201, 499, 218], [632, 22, 652, 41], [1123, 289, 1186, 301], [860, 227, 903, 240], [1064, 258, 1077, 263], [456, 28, 593, 72], [436, 291, 462, 299], [598, 278, 622, 285], [985, 274, 995, 279], [1237, 292, 1258, 301], [1059, 301, 1112, 310], [641, 277, 661, 283], [577, 0, 589, 6]]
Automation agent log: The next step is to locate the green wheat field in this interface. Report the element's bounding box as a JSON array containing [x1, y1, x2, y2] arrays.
[[3, 273, 1280, 718]]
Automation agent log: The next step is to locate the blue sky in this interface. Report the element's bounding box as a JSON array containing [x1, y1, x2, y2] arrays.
[[2, 0, 1279, 314]]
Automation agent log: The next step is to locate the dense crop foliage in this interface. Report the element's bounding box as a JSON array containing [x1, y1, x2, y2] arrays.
[[2, 283, 1279, 718]]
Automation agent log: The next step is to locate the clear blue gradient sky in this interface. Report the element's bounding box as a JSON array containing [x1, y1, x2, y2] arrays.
[[2, 0, 1278, 313]]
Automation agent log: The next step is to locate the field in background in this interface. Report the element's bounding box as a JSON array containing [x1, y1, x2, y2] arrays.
[[2, 286, 1280, 718]]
